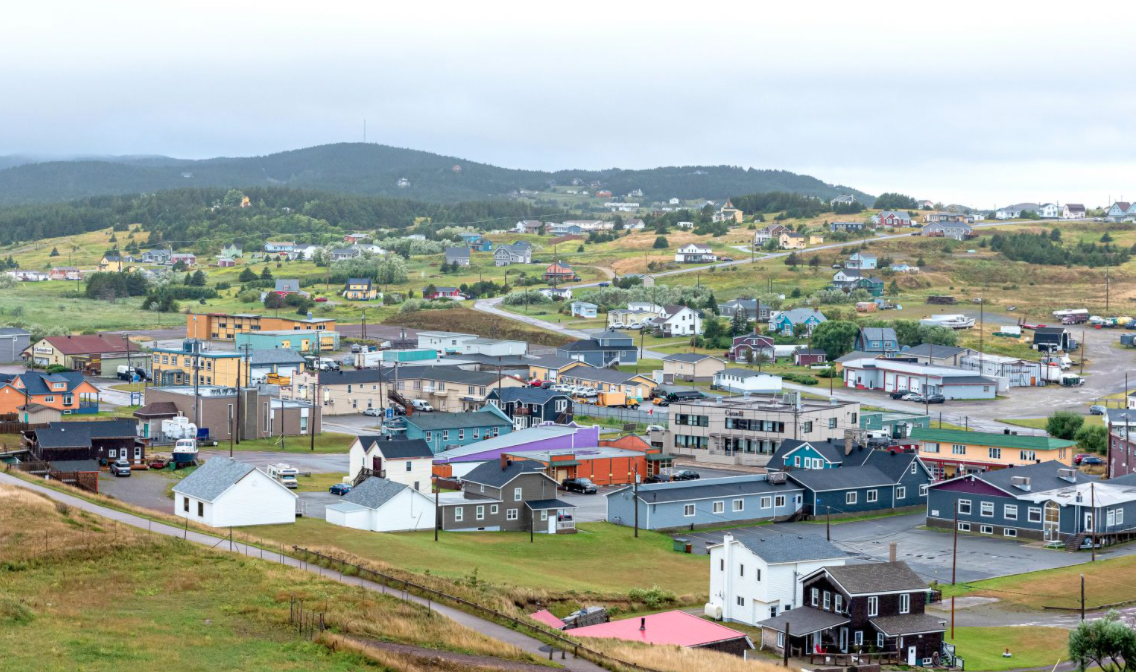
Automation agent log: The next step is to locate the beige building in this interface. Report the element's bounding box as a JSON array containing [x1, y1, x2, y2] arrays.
[[661, 353, 727, 382], [778, 231, 806, 250], [290, 366, 523, 415], [650, 393, 861, 467]]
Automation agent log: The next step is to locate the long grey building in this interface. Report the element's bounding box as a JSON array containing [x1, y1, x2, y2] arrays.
[[0, 327, 30, 364], [605, 474, 803, 531]]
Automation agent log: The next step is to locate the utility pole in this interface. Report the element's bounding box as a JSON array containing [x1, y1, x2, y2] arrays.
[[434, 477, 440, 542], [1081, 330, 1086, 376], [310, 335, 320, 451], [826, 505, 831, 541], [1081, 574, 1086, 621], [633, 467, 640, 538], [361, 309, 368, 342], [192, 339, 201, 428], [278, 393, 286, 450], [951, 500, 958, 639], [1091, 481, 1096, 562]]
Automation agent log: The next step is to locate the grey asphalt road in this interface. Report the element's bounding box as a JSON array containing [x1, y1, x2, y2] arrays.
[[97, 470, 174, 511], [678, 513, 1136, 584]]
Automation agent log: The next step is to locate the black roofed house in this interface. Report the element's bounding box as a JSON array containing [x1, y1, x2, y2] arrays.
[[605, 474, 805, 531], [494, 241, 532, 266], [556, 329, 638, 367], [133, 401, 180, 441], [437, 456, 576, 533], [485, 386, 573, 429], [757, 561, 943, 664], [1033, 326, 1074, 352], [902, 343, 968, 367], [347, 435, 434, 492], [325, 477, 436, 532], [23, 418, 142, 466], [718, 299, 770, 322]]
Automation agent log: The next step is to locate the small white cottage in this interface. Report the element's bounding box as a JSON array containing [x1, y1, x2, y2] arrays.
[[172, 456, 297, 527], [325, 477, 436, 532]]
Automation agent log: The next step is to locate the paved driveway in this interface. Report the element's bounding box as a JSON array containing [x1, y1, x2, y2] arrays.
[[198, 449, 348, 473], [676, 513, 1136, 584], [97, 470, 174, 512], [299, 491, 342, 518]]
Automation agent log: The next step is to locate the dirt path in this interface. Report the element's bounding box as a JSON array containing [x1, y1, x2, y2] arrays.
[[348, 638, 562, 671]]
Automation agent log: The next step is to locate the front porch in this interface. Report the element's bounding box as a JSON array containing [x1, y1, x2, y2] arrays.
[[526, 499, 577, 534]]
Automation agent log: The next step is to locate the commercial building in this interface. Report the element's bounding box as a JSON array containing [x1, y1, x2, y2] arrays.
[[649, 394, 861, 468], [661, 353, 726, 383], [23, 334, 139, 374], [152, 342, 249, 387], [432, 424, 602, 476], [234, 329, 340, 354], [557, 368, 656, 402], [712, 370, 783, 395], [605, 474, 804, 531], [289, 368, 391, 415], [840, 357, 1000, 400], [403, 406, 514, 454], [141, 385, 320, 442], [859, 410, 930, 442], [185, 312, 336, 341], [911, 427, 1076, 479]]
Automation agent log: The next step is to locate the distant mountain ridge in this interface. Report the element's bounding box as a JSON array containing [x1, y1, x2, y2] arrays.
[[0, 143, 874, 206]]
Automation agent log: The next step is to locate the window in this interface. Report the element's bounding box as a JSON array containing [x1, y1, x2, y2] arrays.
[[1004, 528, 1018, 538], [854, 630, 863, 646], [506, 508, 518, 521], [877, 633, 885, 648], [476, 506, 485, 520], [713, 501, 724, 514], [866, 490, 878, 503], [458, 429, 465, 441], [732, 499, 744, 512], [1004, 505, 1018, 520], [952, 444, 966, 455], [980, 501, 994, 517], [720, 559, 725, 571], [756, 568, 762, 581], [183, 496, 189, 512], [923, 442, 940, 454], [919, 484, 928, 497], [958, 522, 971, 531], [834, 594, 843, 613], [109, 449, 117, 458], [803, 421, 813, 433], [44, 395, 54, 403], [911, 462, 918, 474], [899, 593, 911, 614], [981, 524, 994, 534], [957, 499, 972, 515], [829, 418, 837, 429], [1028, 507, 1043, 523], [514, 487, 522, 502], [774, 495, 786, 507], [867, 596, 878, 617], [737, 596, 745, 607], [405, 461, 412, 472], [896, 486, 906, 500], [541, 510, 548, 521], [442, 430, 449, 442], [473, 429, 480, 439], [739, 565, 745, 577], [794, 456, 801, 467], [823, 591, 831, 610], [490, 505, 498, 515], [454, 507, 464, 522], [760, 496, 772, 509], [1020, 450, 1037, 462], [1119, 509, 1125, 526], [811, 588, 819, 607], [777, 632, 784, 648], [683, 504, 695, 517], [197, 501, 204, 517], [989, 447, 1002, 460], [846, 492, 858, 505]]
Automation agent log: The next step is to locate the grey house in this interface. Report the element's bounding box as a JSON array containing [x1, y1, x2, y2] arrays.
[[438, 458, 576, 533], [926, 460, 1123, 544], [605, 474, 804, 531], [445, 247, 471, 266], [485, 387, 573, 428], [556, 330, 638, 367], [855, 327, 898, 354], [0, 327, 30, 363], [718, 299, 770, 322], [494, 242, 532, 266]]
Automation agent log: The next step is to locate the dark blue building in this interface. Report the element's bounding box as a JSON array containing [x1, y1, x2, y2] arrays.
[[787, 449, 932, 517]]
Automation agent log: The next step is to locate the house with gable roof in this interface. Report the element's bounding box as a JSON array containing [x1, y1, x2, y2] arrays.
[[173, 456, 297, 527]]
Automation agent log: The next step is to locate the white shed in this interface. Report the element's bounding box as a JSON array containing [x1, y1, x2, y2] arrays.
[[326, 478, 436, 532], [172, 456, 297, 527]]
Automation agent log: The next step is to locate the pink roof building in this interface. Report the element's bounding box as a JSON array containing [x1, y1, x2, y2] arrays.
[[529, 609, 566, 630], [568, 610, 752, 655]]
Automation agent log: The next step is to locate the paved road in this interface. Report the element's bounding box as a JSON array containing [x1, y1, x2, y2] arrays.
[[0, 471, 607, 672]]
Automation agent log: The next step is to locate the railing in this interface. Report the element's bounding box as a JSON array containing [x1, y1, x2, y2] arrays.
[[808, 651, 900, 666], [556, 520, 576, 530]]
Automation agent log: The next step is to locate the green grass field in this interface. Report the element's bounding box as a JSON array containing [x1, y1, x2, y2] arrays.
[[946, 627, 1069, 672], [940, 551, 1136, 610], [252, 518, 708, 598], [224, 432, 356, 454]]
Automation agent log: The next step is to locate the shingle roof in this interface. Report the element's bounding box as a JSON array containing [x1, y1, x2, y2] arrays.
[[526, 355, 585, 370], [173, 457, 258, 502], [526, 498, 576, 510], [249, 349, 307, 366], [487, 387, 571, 404], [756, 606, 849, 635], [41, 335, 133, 355], [559, 339, 637, 353], [341, 477, 411, 509], [133, 401, 180, 417], [769, 439, 854, 471], [859, 327, 896, 342], [717, 368, 770, 379], [33, 419, 136, 449], [903, 343, 966, 359], [405, 410, 511, 431], [871, 613, 946, 636], [724, 528, 848, 564], [857, 449, 922, 482], [317, 368, 392, 385], [911, 428, 1075, 451], [559, 368, 647, 385], [397, 366, 508, 386], [967, 460, 1093, 494], [0, 371, 89, 398], [787, 465, 896, 492], [613, 475, 802, 504], [356, 436, 434, 459], [663, 353, 714, 363], [462, 459, 549, 488], [823, 561, 926, 595]]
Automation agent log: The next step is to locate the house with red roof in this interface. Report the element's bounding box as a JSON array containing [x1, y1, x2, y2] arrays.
[[543, 261, 579, 284], [24, 334, 135, 371], [568, 610, 752, 656]]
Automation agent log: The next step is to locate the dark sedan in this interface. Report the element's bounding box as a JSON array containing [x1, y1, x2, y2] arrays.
[[671, 470, 700, 481], [561, 478, 598, 494]]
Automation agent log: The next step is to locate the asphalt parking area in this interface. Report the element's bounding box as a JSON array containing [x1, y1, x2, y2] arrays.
[[673, 513, 1136, 584]]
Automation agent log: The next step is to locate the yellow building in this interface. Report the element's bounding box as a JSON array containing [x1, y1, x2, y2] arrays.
[[151, 345, 249, 387], [912, 428, 1076, 480], [526, 356, 590, 383], [98, 256, 128, 272], [186, 313, 336, 341], [808, 234, 825, 245], [778, 231, 806, 250], [343, 278, 379, 301]]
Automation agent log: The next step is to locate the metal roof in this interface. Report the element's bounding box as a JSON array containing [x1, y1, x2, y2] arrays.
[[911, 428, 1075, 450], [756, 606, 849, 635]]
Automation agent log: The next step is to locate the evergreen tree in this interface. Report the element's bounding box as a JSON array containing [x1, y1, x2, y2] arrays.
[[190, 270, 207, 286], [260, 266, 273, 280], [239, 267, 257, 282], [49, 246, 59, 257]]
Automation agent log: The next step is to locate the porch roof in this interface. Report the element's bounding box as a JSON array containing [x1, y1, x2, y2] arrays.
[[755, 606, 849, 635], [526, 498, 577, 511], [870, 613, 947, 637]]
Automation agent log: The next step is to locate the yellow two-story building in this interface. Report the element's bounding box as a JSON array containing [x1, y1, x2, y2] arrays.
[[343, 278, 379, 301], [911, 428, 1076, 480], [152, 344, 249, 387]]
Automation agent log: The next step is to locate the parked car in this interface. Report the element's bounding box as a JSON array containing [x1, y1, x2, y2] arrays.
[[903, 393, 925, 403], [890, 390, 911, 400], [314, 297, 328, 302], [925, 394, 946, 404], [644, 474, 668, 484], [1081, 456, 1105, 466], [653, 398, 670, 407], [1074, 453, 1093, 465], [720, 256, 734, 262], [1090, 405, 1107, 415], [598, 282, 610, 287], [410, 399, 434, 412], [561, 477, 598, 494], [110, 458, 132, 477], [329, 483, 352, 496], [671, 470, 700, 481], [646, 424, 665, 433], [363, 407, 383, 417], [529, 379, 546, 387]]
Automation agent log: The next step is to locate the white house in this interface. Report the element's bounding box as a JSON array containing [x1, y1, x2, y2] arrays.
[[649, 305, 702, 336], [348, 436, 435, 493], [1063, 204, 1086, 219], [627, 301, 666, 315], [571, 301, 598, 319], [417, 331, 478, 353], [458, 338, 528, 357], [539, 287, 572, 301], [1038, 203, 1061, 219], [713, 369, 784, 395], [172, 457, 297, 527], [326, 477, 436, 532], [707, 530, 848, 625], [674, 243, 717, 264]]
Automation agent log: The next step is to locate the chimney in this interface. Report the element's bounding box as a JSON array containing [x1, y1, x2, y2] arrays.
[[500, 454, 509, 470], [845, 433, 853, 456], [639, 617, 646, 631], [889, 542, 897, 563]]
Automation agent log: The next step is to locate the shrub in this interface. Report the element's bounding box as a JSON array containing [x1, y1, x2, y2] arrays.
[[628, 585, 676, 609]]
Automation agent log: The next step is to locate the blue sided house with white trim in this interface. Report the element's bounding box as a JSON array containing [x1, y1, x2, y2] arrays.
[[767, 439, 849, 471], [402, 405, 513, 454], [786, 448, 933, 517], [605, 473, 804, 531]]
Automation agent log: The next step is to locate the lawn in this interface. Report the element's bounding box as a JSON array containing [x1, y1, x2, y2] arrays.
[[253, 517, 708, 598], [0, 483, 542, 672], [997, 415, 1104, 431], [227, 432, 355, 454], [946, 627, 1070, 672], [295, 471, 349, 492], [940, 551, 1136, 610]]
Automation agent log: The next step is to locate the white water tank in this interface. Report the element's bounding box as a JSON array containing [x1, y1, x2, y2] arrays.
[[704, 603, 723, 620]]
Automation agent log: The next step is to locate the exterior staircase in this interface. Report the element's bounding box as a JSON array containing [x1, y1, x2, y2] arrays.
[[1065, 532, 1086, 552]]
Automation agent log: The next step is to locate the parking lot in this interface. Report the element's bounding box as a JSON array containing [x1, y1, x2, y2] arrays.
[[676, 513, 1136, 584]]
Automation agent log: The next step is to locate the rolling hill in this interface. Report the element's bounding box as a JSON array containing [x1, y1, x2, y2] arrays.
[[0, 143, 874, 206]]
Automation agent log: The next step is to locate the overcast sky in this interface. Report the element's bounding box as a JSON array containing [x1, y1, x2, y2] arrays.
[[3, 1, 1135, 207]]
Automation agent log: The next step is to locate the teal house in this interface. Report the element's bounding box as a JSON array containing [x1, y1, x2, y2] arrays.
[[767, 439, 847, 471], [234, 329, 340, 354], [857, 276, 885, 297], [859, 410, 930, 440], [769, 308, 827, 336], [404, 406, 512, 454], [460, 233, 493, 251], [382, 348, 439, 363]]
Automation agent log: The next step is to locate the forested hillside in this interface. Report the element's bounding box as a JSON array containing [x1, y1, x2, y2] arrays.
[[0, 187, 559, 247], [0, 143, 873, 205]]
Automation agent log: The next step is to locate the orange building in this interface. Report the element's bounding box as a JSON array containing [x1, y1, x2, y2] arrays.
[[509, 436, 676, 486], [186, 313, 336, 341], [0, 370, 100, 416]]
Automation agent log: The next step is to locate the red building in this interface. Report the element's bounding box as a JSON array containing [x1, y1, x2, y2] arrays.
[[423, 286, 464, 300], [793, 348, 828, 366], [595, 190, 613, 199], [543, 262, 579, 283]]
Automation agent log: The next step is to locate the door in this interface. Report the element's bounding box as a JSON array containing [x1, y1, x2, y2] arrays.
[[1044, 501, 1061, 542], [839, 627, 848, 653], [907, 646, 917, 665], [372, 456, 382, 474], [1085, 511, 1094, 533]]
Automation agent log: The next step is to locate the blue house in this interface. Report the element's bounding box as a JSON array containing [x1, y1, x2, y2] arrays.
[[769, 308, 826, 336], [403, 405, 512, 454], [787, 449, 933, 516], [768, 439, 848, 471], [925, 461, 1123, 544], [854, 327, 898, 354], [605, 474, 804, 531], [460, 233, 493, 252], [556, 329, 638, 367]]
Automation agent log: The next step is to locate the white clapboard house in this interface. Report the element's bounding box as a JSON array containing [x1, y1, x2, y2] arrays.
[[172, 456, 297, 527]]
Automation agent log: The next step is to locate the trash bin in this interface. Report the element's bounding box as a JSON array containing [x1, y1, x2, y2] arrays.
[[673, 538, 688, 552], [685, 542, 693, 554]]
